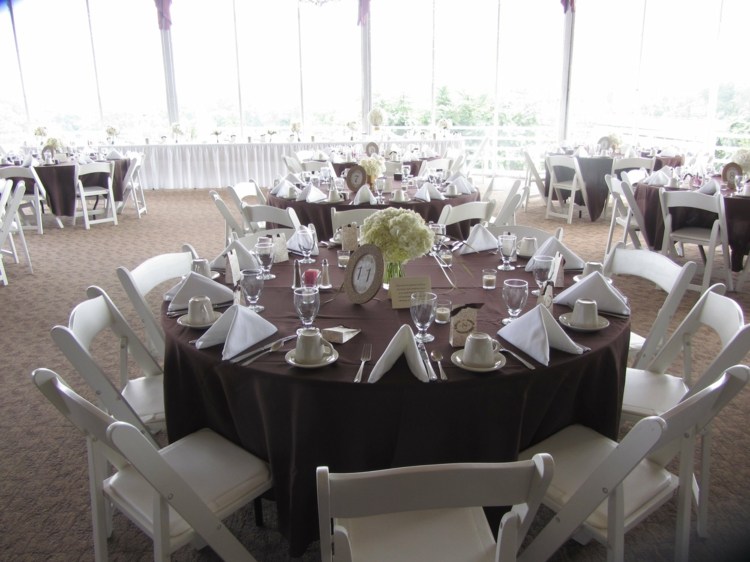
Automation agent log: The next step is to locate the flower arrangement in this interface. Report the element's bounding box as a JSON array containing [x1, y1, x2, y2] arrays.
[[212, 129, 222, 139], [359, 154, 385, 178], [346, 121, 358, 132], [291, 122, 301, 134], [45, 138, 63, 152], [437, 118, 451, 129], [368, 107, 385, 127], [171, 123, 183, 137], [33, 126, 47, 138], [732, 149, 750, 174], [105, 126, 119, 138], [360, 207, 433, 265]]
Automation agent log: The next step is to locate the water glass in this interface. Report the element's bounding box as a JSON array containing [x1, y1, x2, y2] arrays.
[[502, 279, 528, 325], [297, 226, 316, 264], [254, 241, 275, 280], [410, 291, 437, 343], [240, 268, 264, 312], [531, 255, 554, 296], [293, 286, 320, 328], [401, 164, 411, 179], [428, 223, 446, 254], [497, 234, 516, 271], [375, 178, 386, 203]]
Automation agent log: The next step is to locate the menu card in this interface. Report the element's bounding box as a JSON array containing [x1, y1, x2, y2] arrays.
[[389, 276, 431, 309]]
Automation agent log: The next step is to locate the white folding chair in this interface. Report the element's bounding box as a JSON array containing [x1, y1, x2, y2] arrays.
[[283, 154, 305, 175], [236, 228, 296, 249], [210, 189, 249, 244], [116, 247, 195, 361], [317, 453, 553, 562], [0, 182, 34, 285], [118, 153, 148, 218], [50, 286, 166, 433], [611, 156, 655, 179], [241, 203, 301, 233], [621, 284, 750, 537], [545, 155, 589, 224], [659, 188, 733, 293], [619, 174, 654, 249], [74, 161, 118, 229], [603, 242, 696, 368], [229, 180, 265, 218], [418, 157, 452, 178], [490, 179, 524, 227], [437, 200, 496, 228], [32, 368, 271, 562], [330, 208, 379, 232], [523, 150, 548, 211], [519, 366, 748, 562], [0, 164, 59, 233], [604, 174, 643, 257]]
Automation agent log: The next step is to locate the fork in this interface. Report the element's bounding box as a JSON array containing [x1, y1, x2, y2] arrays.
[[497, 341, 536, 370], [354, 343, 372, 383]]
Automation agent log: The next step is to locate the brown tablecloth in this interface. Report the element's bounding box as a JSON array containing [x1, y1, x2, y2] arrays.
[[267, 183, 480, 241], [327, 159, 429, 178], [162, 249, 629, 556], [544, 156, 614, 221], [633, 182, 750, 271]]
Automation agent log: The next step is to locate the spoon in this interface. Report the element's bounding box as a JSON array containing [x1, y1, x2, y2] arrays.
[[430, 350, 447, 381], [240, 339, 286, 366]]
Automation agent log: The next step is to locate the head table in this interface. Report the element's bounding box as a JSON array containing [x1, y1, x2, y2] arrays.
[[163, 248, 629, 556]]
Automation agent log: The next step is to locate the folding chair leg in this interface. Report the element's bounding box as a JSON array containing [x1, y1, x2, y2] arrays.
[[15, 224, 33, 274]]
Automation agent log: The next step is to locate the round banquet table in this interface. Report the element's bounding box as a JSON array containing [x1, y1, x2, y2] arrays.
[[633, 180, 750, 271], [544, 156, 614, 222], [162, 249, 629, 556], [266, 182, 480, 241]]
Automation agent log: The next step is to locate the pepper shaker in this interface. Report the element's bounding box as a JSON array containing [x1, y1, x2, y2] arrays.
[[292, 259, 302, 289]]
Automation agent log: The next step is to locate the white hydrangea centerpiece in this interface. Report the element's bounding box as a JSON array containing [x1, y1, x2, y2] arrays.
[[359, 154, 385, 179], [368, 107, 385, 128], [732, 149, 750, 174]]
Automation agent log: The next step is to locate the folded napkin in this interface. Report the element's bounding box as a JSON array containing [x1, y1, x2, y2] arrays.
[[643, 170, 671, 186], [699, 179, 720, 194], [210, 239, 261, 271], [660, 148, 678, 157], [352, 187, 376, 205], [296, 184, 327, 203], [574, 146, 589, 157], [106, 149, 124, 160], [459, 223, 498, 254], [283, 172, 302, 184], [525, 238, 585, 271], [165, 271, 234, 312], [22, 153, 32, 167], [421, 146, 437, 158], [78, 155, 91, 165], [414, 182, 445, 202], [195, 304, 277, 360], [449, 174, 474, 194], [498, 305, 587, 366], [271, 179, 299, 198], [553, 271, 631, 316], [286, 227, 320, 256], [367, 324, 429, 383]]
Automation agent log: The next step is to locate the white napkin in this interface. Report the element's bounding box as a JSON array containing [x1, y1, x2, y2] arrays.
[[449, 174, 474, 194], [413, 183, 431, 202], [643, 170, 671, 186], [498, 305, 587, 366], [525, 238, 585, 271], [195, 304, 277, 360], [271, 179, 299, 198], [22, 153, 32, 167], [106, 149, 124, 160], [699, 179, 720, 194], [574, 146, 589, 157], [421, 146, 437, 158], [660, 148, 678, 157], [286, 227, 320, 256], [352, 187, 376, 205], [297, 184, 327, 203], [210, 239, 261, 271], [367, 325, 429, 383], [284, 172, 302, 184], [165, 271, 234, 312], [553, 271, 631, 316], [78, 155, 91, 165], [459, 223, 498, 254]]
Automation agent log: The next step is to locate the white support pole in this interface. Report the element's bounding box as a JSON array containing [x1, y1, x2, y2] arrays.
[[558, 8, 575, 145], [361, 9, 372, 134]]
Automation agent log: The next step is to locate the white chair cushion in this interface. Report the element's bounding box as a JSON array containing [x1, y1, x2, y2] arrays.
[[622, 368, 688, 417], [339, 506, 496, 562], [121, 375, 165, 425], [105, 428, 271, 542]]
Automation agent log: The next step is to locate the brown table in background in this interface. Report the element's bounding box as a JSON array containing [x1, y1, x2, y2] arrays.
[[633, 182, 750, 271], [327, 158, 430, 178], [544, 156, 614, 222], [162, 249, 630, 556]]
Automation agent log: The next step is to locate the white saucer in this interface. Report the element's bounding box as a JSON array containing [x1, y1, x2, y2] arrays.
[[285, 348, 339, 369], [450, 350, 506, 372], [328, 238, 341, 246], [558, 313, 610, 332], [573, 274, 613, 284], [517, 252, 534, 259], [176, 310, 222, 329]]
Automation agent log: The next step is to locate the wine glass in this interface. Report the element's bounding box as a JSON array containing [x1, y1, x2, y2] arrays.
[[401, 164, 411, 180], [410, 291, 437, 343], [296, 226, 316, 264], [531, 255, 554, 296], [497, 234, 517, 271], [254, 241, 275, 280], [294, 286, 320, 328], [428, 223, 446, 254], [375, 178, 386, 203], [240, 268, 264, 312], [502, 279, 528, 325]]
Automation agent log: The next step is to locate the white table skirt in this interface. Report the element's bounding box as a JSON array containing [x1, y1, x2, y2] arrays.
[[108, 138, 464, 190]]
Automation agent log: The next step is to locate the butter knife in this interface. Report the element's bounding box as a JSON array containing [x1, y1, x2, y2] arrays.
[[417, 341, 438, 382], [229, 334, 297, 364]]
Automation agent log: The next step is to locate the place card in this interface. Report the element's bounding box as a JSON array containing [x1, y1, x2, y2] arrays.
[[273, 233, 289, 263], [226, 250, 241, 286], [449, 303, 481, 347], [341, 224, 359, 251], [537, 281, 554, 311], [389, 276, 431, 309], [551, 252, 565, 287]]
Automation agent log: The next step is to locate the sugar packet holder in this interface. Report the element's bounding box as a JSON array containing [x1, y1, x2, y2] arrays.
[[341, 223, 359, 251], [273, 233, 289, 263], [322, 326, 361, 344], [449, 303, 483, 347]]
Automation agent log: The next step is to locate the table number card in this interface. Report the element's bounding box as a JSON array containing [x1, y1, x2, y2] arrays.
[[273, 234, 289, 263], [226, 249, 241, 286], [389, 276, 431, 309], [341, 224, 359, 251], [537, 281, 554, 311], [449, 304, 481, 347], [551, 252, 565, 287]]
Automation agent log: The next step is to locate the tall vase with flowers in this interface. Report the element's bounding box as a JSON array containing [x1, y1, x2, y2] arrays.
[[360, 208, 434, 288], [359, 154, 385, 191], [368, 107, 385, 132]]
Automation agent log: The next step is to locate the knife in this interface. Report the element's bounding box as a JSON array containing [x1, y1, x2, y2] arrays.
[[416, 341, 438, 382], [229, 334, 297, 364]]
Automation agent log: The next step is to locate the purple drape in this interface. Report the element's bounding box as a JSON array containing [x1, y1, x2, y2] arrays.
[[155, 0, 172, 30], [358, 0, 370, 25], [561, 0, 575, 12]]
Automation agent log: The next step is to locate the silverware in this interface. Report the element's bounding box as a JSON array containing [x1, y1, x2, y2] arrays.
[[497, 341, 536, 370], [167, 301, 233, 318], [239, 339, 289, 366], [430, 350, 447, 381], [354, 343, 372, 383], [230, 334, 297, 364], [417, 341, 438, 381]]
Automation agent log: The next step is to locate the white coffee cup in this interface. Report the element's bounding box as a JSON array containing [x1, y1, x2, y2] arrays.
[[571, 299, 599, 328], [517, 236, 538, 256], [392, 189, 406, 202], [187, 295, 213, 325], [446, 183, 458, 196], [191, 258, 212, 278], [581, 261, 604, 277], [295, 327, 334, 364], [463, 332, 501, 367], [327, 189, 342, 202]]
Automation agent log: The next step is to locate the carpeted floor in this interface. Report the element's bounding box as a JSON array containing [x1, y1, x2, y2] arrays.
[[1, 186, 749, 561]]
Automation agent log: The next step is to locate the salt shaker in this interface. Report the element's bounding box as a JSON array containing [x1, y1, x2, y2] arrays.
[[292, 259, 302, 289], [319, 259, 332, 289]]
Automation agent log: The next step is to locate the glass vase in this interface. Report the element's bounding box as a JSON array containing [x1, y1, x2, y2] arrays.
[[383, 261, 405, 290]]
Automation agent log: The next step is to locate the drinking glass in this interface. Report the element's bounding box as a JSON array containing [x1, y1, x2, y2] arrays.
[[401, 164, 411, 180], [531, 255, 554, 296], [254, 241, 275, 280], [240, 268, 264, 312], [497, 234, 517, 271], [428, 223, 446, 254], [375, 178, 386, 203], [320, 166, 331, 184], [294, 286, 320, 328], [410, 291, 437, 343], [502, 279, 528, 325], [297, 226, 316, 264]]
